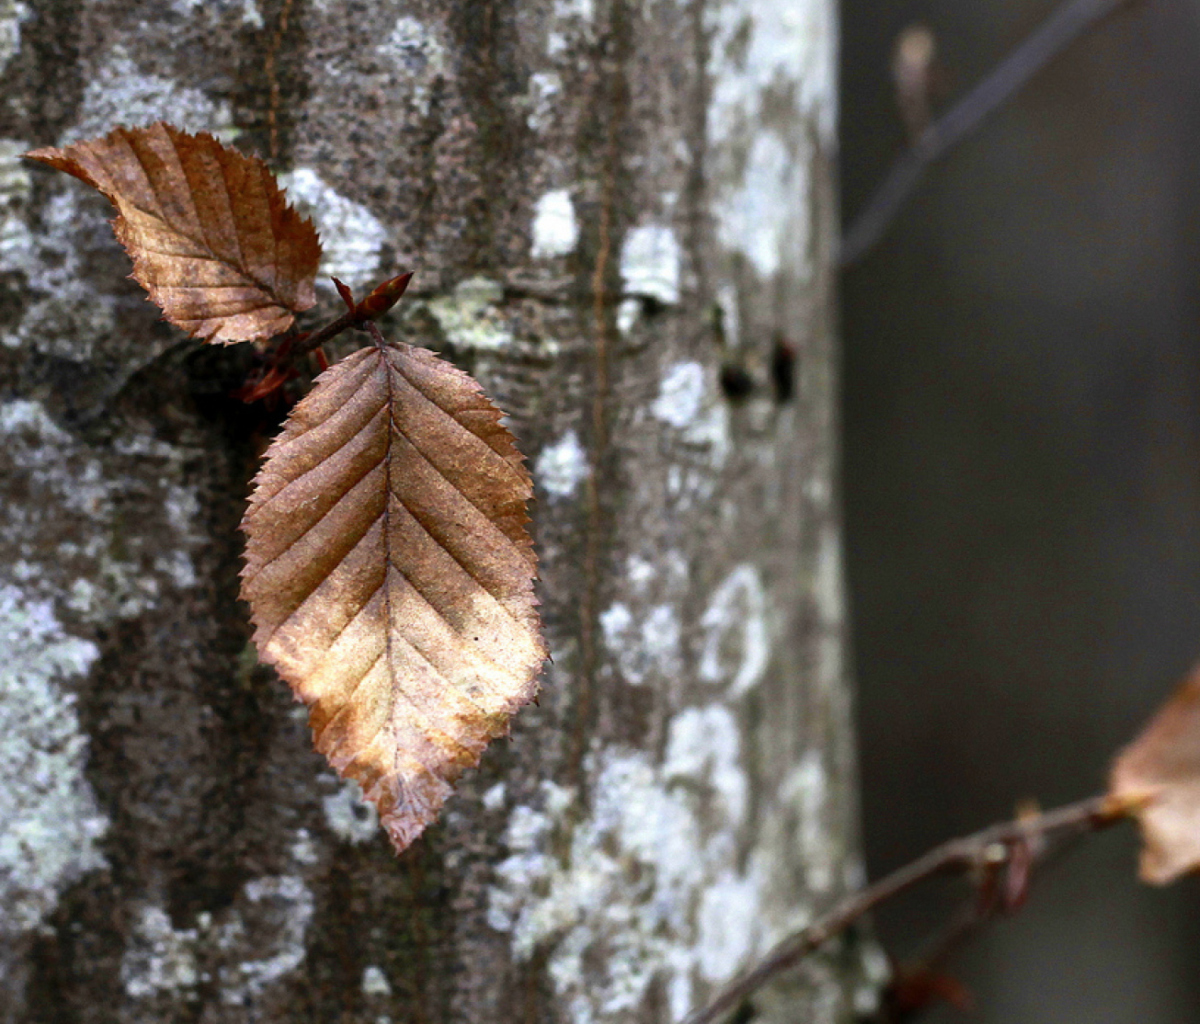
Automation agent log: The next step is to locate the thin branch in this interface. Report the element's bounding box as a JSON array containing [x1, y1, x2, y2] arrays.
[[680, 794, 1125, 1024], [839, 0, 1138, 268], [289, 271, 415, 360], [289, 309, 356, 359]]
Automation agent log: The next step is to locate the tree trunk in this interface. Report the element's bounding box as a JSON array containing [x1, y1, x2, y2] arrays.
[[0, 1, 857, 1021]]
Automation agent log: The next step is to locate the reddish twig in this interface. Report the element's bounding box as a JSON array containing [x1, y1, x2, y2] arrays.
[[287, 308, 357, 360], [239, 272, 414, 402], [680, 794, 1126, 1024], [290, 272, 414, 360], [839, 0, 1139, 267]]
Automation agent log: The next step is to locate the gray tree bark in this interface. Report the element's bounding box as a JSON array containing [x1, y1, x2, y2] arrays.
[[0, 1, 860, 1021]]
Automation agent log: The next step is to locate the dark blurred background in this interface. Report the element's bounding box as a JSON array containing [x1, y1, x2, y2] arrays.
[[841, 0, 1200, 1020]]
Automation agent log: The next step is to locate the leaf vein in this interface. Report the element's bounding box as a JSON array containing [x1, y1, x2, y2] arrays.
[[255, 513, 382, 649], [244, 457, 385, 580], [386, 408, 526, 559], [315, 646, 387, 751], [387, 488, 530, 636], [382, 561, 512, 678], [121, 135, 279, 300]]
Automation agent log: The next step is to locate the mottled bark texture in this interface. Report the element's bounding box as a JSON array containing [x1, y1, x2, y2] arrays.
[[0, 1, 860, 1022]]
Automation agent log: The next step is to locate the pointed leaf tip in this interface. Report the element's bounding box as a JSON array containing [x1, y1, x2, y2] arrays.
[[240, 343, 545, 853], [26, 122, 321, 344]]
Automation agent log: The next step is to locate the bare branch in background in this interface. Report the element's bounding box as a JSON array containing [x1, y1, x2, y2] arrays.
[[686, 653, 1200, 1024], [840, 0, 1138, 268], [681, 795, 1123, 1024]]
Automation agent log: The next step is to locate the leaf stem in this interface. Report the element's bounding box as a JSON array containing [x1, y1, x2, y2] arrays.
[[288, 309, 356, 360], [680, 794, 1127, 1024], [364, 321, 388, 349]]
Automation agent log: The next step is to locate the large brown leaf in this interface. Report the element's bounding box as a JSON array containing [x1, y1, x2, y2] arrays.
[[26, 123, 320, 343], [1110, 665, 1200, 884], [241, 343, 546, 853]]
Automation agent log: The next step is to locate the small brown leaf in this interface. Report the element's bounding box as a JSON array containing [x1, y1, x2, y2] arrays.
[[26, 123, 321, 343], [1109, 664, 1200, 883], [240, 343, 545, 853]]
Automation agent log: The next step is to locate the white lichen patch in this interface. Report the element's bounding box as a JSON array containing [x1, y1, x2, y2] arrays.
[[814, 522, 843, 626], [545, 0, 597, 55], [153, 550, 197, 590], [686, 402, 731, 468], [525, 71, 562, 132], [781, 750, 835, 893], [0, 585, 108, 935], [854, 941, 892, 1016], [707, 0, 835, 147], [172, 0, 263, 27], [699, 563, 769, 695], [3, 136, 108, 350], [714, 131, 811, 279], [694, 869, 762, 983], [599, 601, 681, 687], [482, 781, 507, 811], [221, 875, 315, 1002], [489, 711, 776, 1024], [531, 189, 579, 259], [427, 277, 514, 350], [0, 138, 32, 273], [122, 875, 316, 1005], [290, 828, 319, 867], [0, 396, 62, 438], [163, 484, 201, 540], [652, 362, 705, 428], [1, 186, 120, 356], [664, 705, 747, 829], [362, 964, 392, 997], [652, 362, 731, 470], [375, 15, 448, 116], [620, 224, 682, 305], [122, 905, 203, 998], [62, 48, 234, 144], [1, 400, 206, 621], [322, 778, 380, 843], [706, 0, 834, 279], [535, 429, 588, 500], [625, 554, 656, 593], [813, 524, 845, 694], [0, 0, 30, 76], [615, 297, 641, 336], [553, 0, 594, 20], [278, 168, 389, 291]]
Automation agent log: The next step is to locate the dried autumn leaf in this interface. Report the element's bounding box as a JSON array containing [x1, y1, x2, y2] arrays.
[[240, 343, 545, 853], [1109, 664, 1200, 883], [26, 123, 320, 343]]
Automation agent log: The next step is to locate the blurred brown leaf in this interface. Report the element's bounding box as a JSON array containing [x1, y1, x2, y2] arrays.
[[26, 123, 320, 343], [892, 24, 938, 139], [1110, 665, 1200, 884], [240, 343, 545, 853], [883, 966, 973, 1021]]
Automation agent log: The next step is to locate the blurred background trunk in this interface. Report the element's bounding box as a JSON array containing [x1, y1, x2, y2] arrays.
[[0, 1, 858, 1021]]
